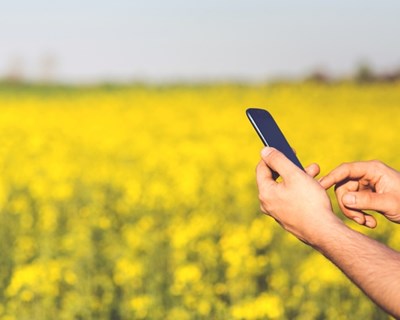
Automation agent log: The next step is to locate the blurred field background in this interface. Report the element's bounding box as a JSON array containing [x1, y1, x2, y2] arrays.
[[0, 82, 399, 319], [2, 1, 400, 319]]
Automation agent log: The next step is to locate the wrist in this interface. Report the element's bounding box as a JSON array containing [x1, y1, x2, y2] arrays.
[[305, 211, 348, 249]]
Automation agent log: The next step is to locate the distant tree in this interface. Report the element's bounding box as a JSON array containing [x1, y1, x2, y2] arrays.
[[4, 55, 24, 83], [305, 70, 331, 84], [354, 62, 375, 83], [39, 54, 57, 84], [379, 67, 400, 83]]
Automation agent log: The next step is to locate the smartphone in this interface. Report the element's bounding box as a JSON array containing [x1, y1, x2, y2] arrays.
[[246, 108, 304, 177]]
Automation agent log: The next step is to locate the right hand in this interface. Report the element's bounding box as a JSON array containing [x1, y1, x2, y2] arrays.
[[319, 161, 400, 227]]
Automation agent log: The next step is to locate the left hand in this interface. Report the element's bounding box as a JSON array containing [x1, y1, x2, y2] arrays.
[[256, 147, 341, 245]]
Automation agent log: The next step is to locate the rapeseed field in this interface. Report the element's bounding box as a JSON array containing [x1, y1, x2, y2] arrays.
[[0, 83, 399, 319]]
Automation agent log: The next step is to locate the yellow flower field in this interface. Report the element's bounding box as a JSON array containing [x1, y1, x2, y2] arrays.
[[0, 83, 399, 319]]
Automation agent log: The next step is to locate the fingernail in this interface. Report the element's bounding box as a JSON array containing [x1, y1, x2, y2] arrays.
[[261, 147, 273, 158], [353, 217, 363, 224], [343, 194, 356, 205], [365, 219, 375, 228]]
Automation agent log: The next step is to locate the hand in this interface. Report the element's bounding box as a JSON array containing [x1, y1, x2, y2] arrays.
[[256, 147, 341, 245], [319, 161, 400, 227]]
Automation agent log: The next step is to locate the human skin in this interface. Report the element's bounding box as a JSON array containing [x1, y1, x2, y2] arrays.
[[256, 147, 400, 318], [319, 160, 400, 227]]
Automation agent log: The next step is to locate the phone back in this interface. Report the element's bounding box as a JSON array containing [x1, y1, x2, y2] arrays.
[[246, 108, 303, 170]]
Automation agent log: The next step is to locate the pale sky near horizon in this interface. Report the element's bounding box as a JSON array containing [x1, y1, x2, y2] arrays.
[[1, 0, 400, 83]]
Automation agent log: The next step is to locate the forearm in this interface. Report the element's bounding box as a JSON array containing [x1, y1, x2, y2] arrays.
[[310, 216, 400, 318]]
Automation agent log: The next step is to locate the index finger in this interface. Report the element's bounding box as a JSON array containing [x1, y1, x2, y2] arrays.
[[319, 162, 372, 189]]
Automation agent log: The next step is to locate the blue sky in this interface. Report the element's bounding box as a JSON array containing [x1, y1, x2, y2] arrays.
[[1, 0, 400, 82]]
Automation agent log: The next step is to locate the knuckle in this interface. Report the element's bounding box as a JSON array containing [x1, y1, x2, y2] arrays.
[[269, 148, 281, 160], [370, 159, 383, 167], [265, 148, 279, 162], [369, 160, 388, 172], [339, 162, 350, 168], [258, 192, 271, 210], [336, 162, 351, 175], [258, 192, 266, 203]]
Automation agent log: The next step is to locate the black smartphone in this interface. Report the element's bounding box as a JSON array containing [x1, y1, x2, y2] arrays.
[[246, 108, 304, 176]]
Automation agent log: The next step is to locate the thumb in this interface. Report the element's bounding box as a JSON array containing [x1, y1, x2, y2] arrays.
[[342, 191, 395, 214], [261, 147, 299, 180]]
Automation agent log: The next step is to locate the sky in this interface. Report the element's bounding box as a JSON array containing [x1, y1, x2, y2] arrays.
[[1, 0, 400, 83]]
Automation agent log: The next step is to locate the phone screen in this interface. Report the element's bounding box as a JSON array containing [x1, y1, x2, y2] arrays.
[[246, 108, 303, 171]]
